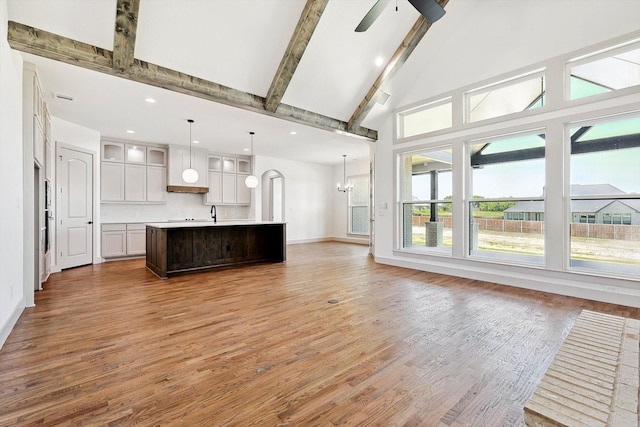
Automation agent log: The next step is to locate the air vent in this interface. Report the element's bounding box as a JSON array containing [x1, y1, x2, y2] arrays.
[[55, 93, 74, 101]]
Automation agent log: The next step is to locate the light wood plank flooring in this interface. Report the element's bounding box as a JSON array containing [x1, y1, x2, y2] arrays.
[[1, 242, 639, 426]]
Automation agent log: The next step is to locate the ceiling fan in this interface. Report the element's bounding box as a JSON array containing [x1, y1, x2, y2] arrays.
[[355, 0, 445, 32]]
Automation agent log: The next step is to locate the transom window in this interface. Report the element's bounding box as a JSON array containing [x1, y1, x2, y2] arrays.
[[568, 40, 640, 100]]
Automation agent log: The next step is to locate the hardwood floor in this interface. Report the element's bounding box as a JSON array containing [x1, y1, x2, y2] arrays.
[[1, 242, 639, 426]]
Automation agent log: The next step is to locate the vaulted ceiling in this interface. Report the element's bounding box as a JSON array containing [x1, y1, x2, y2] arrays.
[[6, 0, 448, 165], [7, 1, 639, 166]]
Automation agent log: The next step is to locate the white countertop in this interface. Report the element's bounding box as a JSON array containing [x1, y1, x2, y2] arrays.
[[144, 220, 285, 229]]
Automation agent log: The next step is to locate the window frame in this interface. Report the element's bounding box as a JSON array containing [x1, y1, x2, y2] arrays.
[[396, 97, 453, 139], [565, 112, 640, 277], [565, 38, 640, 101], [464, 69, 546, 124], [347, 174, 370, 236]]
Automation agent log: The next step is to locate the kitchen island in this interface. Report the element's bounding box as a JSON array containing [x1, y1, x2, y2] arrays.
[[145, 221, 286, 278]]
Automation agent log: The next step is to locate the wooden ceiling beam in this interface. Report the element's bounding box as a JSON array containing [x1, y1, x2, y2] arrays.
[[347, 0, 449, 132], [7, 21, 113, 72], [113, 0, 140, 73], [264, 0, 329, 113], [7, 21, 377, 141]]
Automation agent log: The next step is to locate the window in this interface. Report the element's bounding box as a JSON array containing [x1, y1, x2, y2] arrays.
[[569, 115, 640, 276], [468, 131, 545, 263], [398, 98, 452, 138], [400, 148, 453, 254], [348, 175, 369, 235], [568, 41, 640, 100], [578, 214, 596, 224], [466, 71, 545, 123]]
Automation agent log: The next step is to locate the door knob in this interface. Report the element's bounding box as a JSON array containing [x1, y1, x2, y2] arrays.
[[87, 221, 93, 224]]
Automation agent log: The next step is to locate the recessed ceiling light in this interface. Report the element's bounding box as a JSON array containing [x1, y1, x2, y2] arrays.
[[126, 130, 135, 134], [192, 140, 199, 144], [145, 97, 156, 103], [375, 57, 384, 67], [290, 131, 297, 135], [243, 148, 250, 152]]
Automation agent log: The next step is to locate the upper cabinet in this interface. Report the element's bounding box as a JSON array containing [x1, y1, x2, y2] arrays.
[[24, 65, 46, 169], [125, 144, 146, 164], [100, 140, 167, 204], [205, 154, 251, 206], [102, 142, 125, 162], [147, 147, 167, 166]]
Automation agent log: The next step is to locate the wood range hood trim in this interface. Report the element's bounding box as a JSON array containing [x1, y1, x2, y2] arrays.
[[166, 185, 209, 194]]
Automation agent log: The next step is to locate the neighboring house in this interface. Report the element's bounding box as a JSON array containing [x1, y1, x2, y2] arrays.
[[504, 184, 640, 225]]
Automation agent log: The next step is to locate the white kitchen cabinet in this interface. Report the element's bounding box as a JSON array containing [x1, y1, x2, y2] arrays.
[[102, 223, 146, 258], [222, 157, 236, 173], [237, 158, 251, 174], [101, 141, 167, 203], [222, 173, 236, 204], [126, 224, 146, 256], [206, 171, 222, 204], [167, 145, 207, 187], [208, 155, 221, 171], [33, 74, 43, 124], [45, 141, 52, 181], [125, 144, 146, 164], [102, 224, 127, 258], [204, 154, 251, 205], [33, 117, 44, 167], [147, 147, 167, 166], [236, 174, 251, 205], [124, 164, 146, 202], [147, 166, 166, 202], [101, 162, 125, 202], [102, 141, 125, 162]]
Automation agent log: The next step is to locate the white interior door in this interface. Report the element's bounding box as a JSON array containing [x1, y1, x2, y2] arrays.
[[58, 146, 93, 269], [271, 176, 283, 222]]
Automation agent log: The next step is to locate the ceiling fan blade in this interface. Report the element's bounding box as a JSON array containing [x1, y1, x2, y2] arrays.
[[407, 0, 446, 23], [355, 0, 391, 32]]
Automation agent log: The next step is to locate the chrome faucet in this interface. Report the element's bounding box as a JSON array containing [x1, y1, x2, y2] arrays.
[[210, 205, 217, 223]]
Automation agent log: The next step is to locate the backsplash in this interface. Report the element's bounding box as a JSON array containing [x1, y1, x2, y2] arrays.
[[101, 192, 249, 223]]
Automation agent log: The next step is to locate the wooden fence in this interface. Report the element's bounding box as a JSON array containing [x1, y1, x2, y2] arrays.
[[412, 215, 640, 241]]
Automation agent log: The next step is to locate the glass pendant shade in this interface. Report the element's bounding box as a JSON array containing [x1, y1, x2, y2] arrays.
[[245, 174, 258, 188], [182, 168, 199, 183], [245, 131, 258, 188], [182, 119, 197, 184]]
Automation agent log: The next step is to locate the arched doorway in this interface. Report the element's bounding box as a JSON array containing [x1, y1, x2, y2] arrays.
[[261, 170, 285, 222]]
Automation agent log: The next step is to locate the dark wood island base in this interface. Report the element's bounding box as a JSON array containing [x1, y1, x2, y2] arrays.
[[145, 222, 286, 278]]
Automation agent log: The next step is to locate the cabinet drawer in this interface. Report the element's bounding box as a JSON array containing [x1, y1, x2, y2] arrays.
[[127, 223, 146, 231], [102, 224, 126, 232]]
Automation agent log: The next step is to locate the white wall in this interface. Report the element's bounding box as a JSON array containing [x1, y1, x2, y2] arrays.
[[332, 157, 370, 244], [51, 117, 101, 267], [0, 0, 25, 348], [254, 155, 333, 243]]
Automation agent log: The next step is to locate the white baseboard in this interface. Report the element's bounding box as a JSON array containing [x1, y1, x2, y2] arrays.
[[375, 255, 640, 308], [0, 297, 25, 350], [287, 237, 333, 245], [287, 237, 369, 246], [332, 237, 369, 246]]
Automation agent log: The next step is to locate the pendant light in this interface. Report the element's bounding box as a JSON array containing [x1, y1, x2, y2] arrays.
[[337, 154, 353, 192], [182, 119, 198, 184], [244, 131, 259, 188]]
